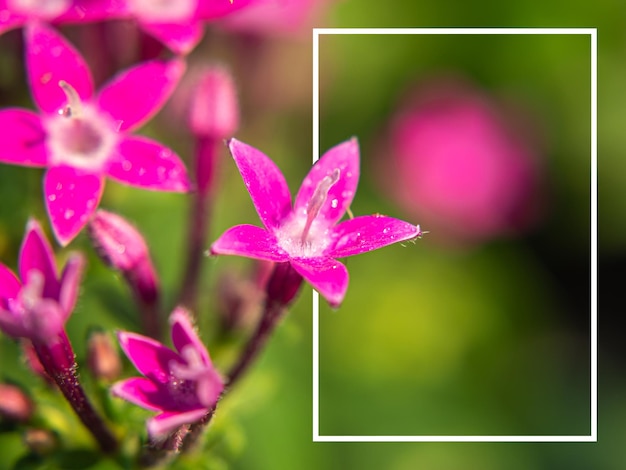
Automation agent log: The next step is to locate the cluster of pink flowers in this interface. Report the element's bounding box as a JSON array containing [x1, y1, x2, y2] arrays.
[[0, 1, 422, 464]]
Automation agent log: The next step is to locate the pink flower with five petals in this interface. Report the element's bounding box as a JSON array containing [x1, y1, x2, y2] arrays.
[[0, 22, 190, 245], [0, 219, 84, 345], [210, 139, 422, 307], [112, 308, 223, 439]]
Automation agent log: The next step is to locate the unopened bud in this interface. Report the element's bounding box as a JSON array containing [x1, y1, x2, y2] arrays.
[[188, 65, 239, 139], [23, 428, 58, 455], [88, 210, 160, 306], [265, 262, 303, 308], [87, 331, 121, 382], [0, 383, 33, 422]]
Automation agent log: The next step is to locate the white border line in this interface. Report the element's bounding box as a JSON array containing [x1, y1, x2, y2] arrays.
[[312, 27, 597, 443]]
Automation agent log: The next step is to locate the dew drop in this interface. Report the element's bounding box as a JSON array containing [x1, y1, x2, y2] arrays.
[[383, 228, 389, 234], [48, 194, 56, 202], [341, 190, 352, 199], [330, 199, 338, 209], [138, 168, 146, 176], [64, 209, 74, 219], [122, 160, 132, 171], [56, 182, 62, 190], [68, 183, 75, 190], [40, 72, 52, 85]]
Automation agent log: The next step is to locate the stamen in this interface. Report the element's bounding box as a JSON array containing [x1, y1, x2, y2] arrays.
[[58, 80, 82, 118], [301, 169, 340, 243]]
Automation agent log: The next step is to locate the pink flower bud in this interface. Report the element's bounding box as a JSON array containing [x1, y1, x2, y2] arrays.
[[0, 383, 33, 422], [88, 210, 160, 307], [87, 331, 122, 382], [188, 66, 239, 140]]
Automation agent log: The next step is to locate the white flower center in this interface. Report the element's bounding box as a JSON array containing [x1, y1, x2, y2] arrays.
[[276, 169, 340, 258], [44, 81, 118, 172], [129, 0, 197, 22], [7, 0, 70, 17]]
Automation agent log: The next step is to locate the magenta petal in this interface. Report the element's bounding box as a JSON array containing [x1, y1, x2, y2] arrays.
[[58, 253, 85, 318], [0, 109, 47, 167], [0, 264, 21, 300], [0, 308, 29, 339], [44, 166, 103, 246], [294, 138, 360, 227], [328, 215, 420, 258], [97, 58, 186, 132], [0, 11, 25, 37], [196, 0, 253, 18], [139, 21, 204, 55], [210, 224, 289, 262], [117, 331, 182, 384], [290, 257, 349, 308], [59, 0, 130, 22], [228, 139, 292, 230], [147, 408, 208, 439], [25, 22, 94, 114], [107, 137, 190, 191], [169, 308, 210, 365], [19, 219, 59, 299], [110, 377, 165, 412]]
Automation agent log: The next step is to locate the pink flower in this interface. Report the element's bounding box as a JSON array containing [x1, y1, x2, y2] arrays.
[[380, 79, 540, 245], [210, 139, 421, 307], [0, 22, 189, 245], [112, 308, 224, 439], [0, 219, 84, 344], [0, 0, 127, 35], [126, 0, 255, 54]]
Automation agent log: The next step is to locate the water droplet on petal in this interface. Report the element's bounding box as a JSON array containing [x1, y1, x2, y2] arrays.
[[64, 209, 74, 220], [68, 183, 75, 190], [331, 199, 338, 209], [48, 194, 56, 202], [122, 160, 132, 171], [138, 168, 146, 176], [383, 228, 389, 234], [56, 183, 63, 191]]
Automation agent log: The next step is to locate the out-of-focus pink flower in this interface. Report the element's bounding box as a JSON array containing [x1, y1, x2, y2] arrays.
[[0, 383, 33, 422], [126, 0, 254, 54], [0, 219, 84, 345], [0, 23, 189, 245], [220, 0, 321, 37], [380, 79, 540, 245], [0, 0, 127, 35], [210, 138, 422, 307], [112, 308, 223, 439]]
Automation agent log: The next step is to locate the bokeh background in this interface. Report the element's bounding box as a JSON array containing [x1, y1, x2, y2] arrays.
[[0, 0, 618, 468]]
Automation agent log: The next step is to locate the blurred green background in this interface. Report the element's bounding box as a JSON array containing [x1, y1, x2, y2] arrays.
[[0, 0, 618, 468]]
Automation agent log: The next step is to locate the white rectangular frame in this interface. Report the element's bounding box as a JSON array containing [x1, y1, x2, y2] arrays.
[[312, 27, 597, 443]]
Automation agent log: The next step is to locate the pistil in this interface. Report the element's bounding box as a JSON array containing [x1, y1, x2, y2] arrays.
[[58, 80, 83, 119], [300, 168, 340, 243]]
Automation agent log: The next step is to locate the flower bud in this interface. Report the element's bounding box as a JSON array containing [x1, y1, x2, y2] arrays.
[[188, 66, 239, 140], [88, 210, 160, 307], [87, 330, 122, 382], [0, 383, 33, 422], [265, 262, 302, 309], [23, 428, 58, 455]]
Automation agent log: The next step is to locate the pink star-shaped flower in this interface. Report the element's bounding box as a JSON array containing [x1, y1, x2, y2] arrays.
[[112, 308, 224, 439], [0, 0, 127, 35], [0, 22, 190, 245], [210, 139, 422, 307], [0, 219, 84, 344], [126, 0, 254, 54]]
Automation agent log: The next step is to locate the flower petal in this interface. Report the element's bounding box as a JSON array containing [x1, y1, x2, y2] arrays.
[[0, 109, 47, 167], [290, 257, 349, 308], [117, 331, 181, 384], [97, 58, 186, 132], [25, 22, 94, 114], [59, 0, 130, 22], [228, 139, 292, 230], [110, 377, 166, 412], [138, 21, 204, 55], [19, 219, 59, 299], [169, 307, 210, 365], [58, 252, 85, 318], [107, 136, 190, 191], [44, 166, 104, 246], [0, 264, 20, 300], [147, 408, 208, 439], [196, 0, 253, 18], [328, 215, 420, 258], [0, 9, 25, 36], [210, 224, 289, 262], [0, 308, 29, 339], [294, 138, 360, 227]]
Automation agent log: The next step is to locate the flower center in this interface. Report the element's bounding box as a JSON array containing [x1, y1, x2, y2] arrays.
[[8, 0, 70, 17], [167, 346, 211, 409], [45, 81, 117, 172], [276, 169, 340, 258], [129, 0, 196, 22]]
